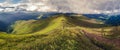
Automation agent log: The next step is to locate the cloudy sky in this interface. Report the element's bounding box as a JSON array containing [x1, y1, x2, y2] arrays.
[[0, 0, 120, 13]]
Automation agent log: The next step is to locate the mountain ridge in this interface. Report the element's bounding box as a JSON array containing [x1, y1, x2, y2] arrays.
[[0, 14, 119, 50]]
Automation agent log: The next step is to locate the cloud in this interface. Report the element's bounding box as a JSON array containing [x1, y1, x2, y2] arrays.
[[46, 0, 120, 13], [0, 0, 119, 14]]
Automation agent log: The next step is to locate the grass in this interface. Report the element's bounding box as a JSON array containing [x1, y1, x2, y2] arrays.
[[0, 28, 103, 50], [67, 15, 115, 35], [0, 14, 119, 50]]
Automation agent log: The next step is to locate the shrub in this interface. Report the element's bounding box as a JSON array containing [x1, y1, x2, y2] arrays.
[[110, 26, 120, 37]]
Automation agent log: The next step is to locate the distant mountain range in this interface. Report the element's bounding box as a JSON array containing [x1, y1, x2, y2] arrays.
[[83, 14, 109, 21], [0, 12, 66, 31], [105, 15, 120, 26], [0, 12, 40, 32]]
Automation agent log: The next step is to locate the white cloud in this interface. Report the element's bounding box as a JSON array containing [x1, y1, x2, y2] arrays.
[[0, 0, 119, 14], [0, 8, 4, 11]]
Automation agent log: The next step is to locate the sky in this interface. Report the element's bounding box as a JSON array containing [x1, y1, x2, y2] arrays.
[[0, 0, 120, 14]]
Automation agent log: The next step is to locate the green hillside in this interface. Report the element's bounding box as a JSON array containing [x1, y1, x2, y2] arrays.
[[0, 14, 119, 50]]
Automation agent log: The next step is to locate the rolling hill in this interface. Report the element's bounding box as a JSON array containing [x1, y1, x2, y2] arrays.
[[0, 14, 119, 50]]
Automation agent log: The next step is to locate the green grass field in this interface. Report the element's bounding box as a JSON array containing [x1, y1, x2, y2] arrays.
[[0, 14, 119, 50]]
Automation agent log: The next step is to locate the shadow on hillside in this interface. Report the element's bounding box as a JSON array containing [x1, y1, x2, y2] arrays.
[[66, 16, 111, 28], [31, 19, 50, 33]]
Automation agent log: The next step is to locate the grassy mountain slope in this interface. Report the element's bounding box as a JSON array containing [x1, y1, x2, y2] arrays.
[[0, 14, 119, 50], [12, 16, 63, 34]]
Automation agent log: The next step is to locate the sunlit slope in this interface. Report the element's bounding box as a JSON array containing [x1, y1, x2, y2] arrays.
[[0, 28, 103, 50], [12, 15, 65, 34], [0, 15, 119, 50]]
